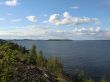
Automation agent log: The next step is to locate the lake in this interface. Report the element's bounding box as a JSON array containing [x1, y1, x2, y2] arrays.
[[12, 40, 110, 79]]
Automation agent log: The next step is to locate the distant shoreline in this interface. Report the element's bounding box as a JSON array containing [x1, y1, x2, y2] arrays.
[[1, 39, 110, 42], [6, 39, 110, 41], [47, 39, 73, 41]]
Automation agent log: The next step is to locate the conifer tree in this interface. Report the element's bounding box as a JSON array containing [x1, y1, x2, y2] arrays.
[[29, 44, 37, 64]]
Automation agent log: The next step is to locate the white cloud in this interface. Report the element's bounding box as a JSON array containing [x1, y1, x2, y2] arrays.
[[5, 0, 19, 6], [0, 25, 51, 39], [72, 27, 101, 34], [26, 16, 37, 22], [49, 14, 60, 25], [0, 25, 110, 40], [49, 12, 99, 26]]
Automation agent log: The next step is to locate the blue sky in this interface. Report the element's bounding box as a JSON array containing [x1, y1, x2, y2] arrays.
[[0, 0, 110, 40]]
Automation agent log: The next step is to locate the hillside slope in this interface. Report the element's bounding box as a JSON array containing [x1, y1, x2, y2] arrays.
[[0, 40, 69, 82]]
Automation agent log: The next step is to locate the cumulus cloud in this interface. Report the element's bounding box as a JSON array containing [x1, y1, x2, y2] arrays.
[[49, 12, 99, 26], [5, 0, 19, 6], [0, 25, 51, 39], [0, 25, 110, 40], [26, 16, 37, 22], [72, 27, 101, 33]]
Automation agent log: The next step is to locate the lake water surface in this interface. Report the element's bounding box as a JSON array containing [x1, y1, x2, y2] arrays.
[[12, 40, 110, 79]]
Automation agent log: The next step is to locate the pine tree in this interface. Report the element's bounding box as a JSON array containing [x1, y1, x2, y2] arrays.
[[36, 50, 45, 68], [29, 44, 37, 64]]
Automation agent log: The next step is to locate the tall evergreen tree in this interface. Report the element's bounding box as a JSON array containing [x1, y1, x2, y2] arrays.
[[29, 44, 37, 64]]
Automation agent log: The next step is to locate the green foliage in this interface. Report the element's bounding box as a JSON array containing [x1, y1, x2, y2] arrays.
[[29, 44, 37, 64], [36, 50, 46, 68], [0, 41, 66, 82], [47, 57, 63, 77], [73, 70, 86, 82], [30, 44, 37, 55], [85, 78, 94, 82], [100, 75, 108, 82]]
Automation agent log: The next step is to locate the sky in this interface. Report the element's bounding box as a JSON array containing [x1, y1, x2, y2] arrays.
[[0, 0, 110, 40]]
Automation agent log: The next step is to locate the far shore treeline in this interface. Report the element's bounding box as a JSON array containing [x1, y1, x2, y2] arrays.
[[0, 39, 109, 82]]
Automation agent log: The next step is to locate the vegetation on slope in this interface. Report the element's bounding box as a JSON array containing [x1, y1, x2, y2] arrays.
[[0, 40, 69, 82]]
